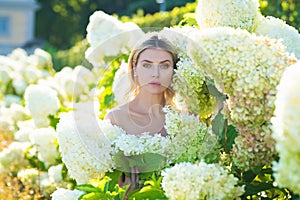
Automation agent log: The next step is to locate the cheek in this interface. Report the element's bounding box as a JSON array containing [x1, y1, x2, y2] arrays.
[[136, 68, 149, 84], [161, 71, 174, 87]]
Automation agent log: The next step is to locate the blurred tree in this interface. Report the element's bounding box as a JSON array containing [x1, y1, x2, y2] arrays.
[[35, 0, 195, 49], [259, 0, 300, 32]]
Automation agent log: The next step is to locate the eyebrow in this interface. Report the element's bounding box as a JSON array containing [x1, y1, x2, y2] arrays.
[[140, 59, 172, 63]]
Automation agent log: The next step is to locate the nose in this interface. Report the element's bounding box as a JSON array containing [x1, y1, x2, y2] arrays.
[[152, 66, 159, 77]]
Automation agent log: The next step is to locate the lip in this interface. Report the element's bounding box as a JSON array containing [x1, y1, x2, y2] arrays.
[[149, 82, 161, 86]]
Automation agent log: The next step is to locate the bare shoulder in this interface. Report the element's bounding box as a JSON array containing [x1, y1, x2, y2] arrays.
[[104, 103, 130, 125]]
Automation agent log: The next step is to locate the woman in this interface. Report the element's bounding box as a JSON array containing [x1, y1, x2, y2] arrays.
[[105, 32, 178, 135], [105, 32, 178, 195]]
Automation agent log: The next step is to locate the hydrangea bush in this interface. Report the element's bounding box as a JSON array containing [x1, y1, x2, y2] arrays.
[[271, 62, 300, 194]]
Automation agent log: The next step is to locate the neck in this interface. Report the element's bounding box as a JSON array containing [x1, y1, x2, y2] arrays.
[[130, 90, 165, 115]]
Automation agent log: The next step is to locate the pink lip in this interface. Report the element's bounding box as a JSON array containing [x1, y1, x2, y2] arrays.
[[149, 82, 161, 86]]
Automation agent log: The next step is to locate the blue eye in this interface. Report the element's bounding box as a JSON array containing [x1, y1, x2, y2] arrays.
[[159, 64, 170, 69], [142, 63, 152, 68]]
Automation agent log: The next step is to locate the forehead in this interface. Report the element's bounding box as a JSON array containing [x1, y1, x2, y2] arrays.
[[138, 48, 173, 63]]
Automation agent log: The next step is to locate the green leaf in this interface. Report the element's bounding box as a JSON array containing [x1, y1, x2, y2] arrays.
[[113, 152, 131, 172], [138, 172, 154, 180], [242, 169, 258, 183], [133, 153, 166, 172], [76, 184, 102, 193], [80, 192, 108, 200], [128, 186, 167, 200], [48, 114, 60, 129], [206, 79, 227, 101], [114, 152, 166, 173], [243, 182, 275, 196], [225, 125, 238, 150], [211, 109, 226, 140], [105, 170, 123, 191]]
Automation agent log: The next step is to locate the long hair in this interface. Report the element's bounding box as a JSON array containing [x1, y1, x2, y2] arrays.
[[125, 32, 178, 106]]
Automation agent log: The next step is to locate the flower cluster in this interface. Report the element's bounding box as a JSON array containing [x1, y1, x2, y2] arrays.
[[85, 10, 144, 67], [187, 27, 297, 170], [163, 106, 219, 163], [171, 57, 215, 119], [112, 62, 131, 104], [0, 142, 30, 173], [24, 84, 61, 127], [56, 101, 117, 184], [29, 127, 58, 166], [51, 188, 84, 200], [271, 62, 300, 194], [255, 15, 300, 59], [17, 168, 40, 185], [112, 132, 171, 156], [195, 0, 260, 32], [160, 26, 199, 58], [0, 48, 52, 101], [161, 161, 244, 200], [0, 103, 29, 132], [231, 123, 276, 171], [38, 65, 98, 105]]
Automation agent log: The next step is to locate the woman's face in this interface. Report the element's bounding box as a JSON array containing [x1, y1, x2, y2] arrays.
[[135, 48, 174, 95]]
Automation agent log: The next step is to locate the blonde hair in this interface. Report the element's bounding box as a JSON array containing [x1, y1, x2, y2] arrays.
[[126, 32, 178, 106]]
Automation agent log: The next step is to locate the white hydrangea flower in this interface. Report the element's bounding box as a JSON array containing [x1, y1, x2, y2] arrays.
[[12, 76, 27, 95], [73, 65, 95, 85], [112, 132, 171, 156], [51, 188, 84, 200], [48, 164, 63, 183], [17, 168, 40, 185], [29, 127, 58, 166], [16, 119, 37, 141], [122, 22, 145, 49], [29, 48, 53, 70], [172, 57, 215, 118], [41, 66, 96, 104], [0, 142, 30, 173], [0, 66, 11, 92], [160, 26, 198, 57], [7, 48, 28, 61], [161, 161, 244, 200], [163, 106, 218, 163], [40, 178, 58, 198], [24, 84, 60, 127], [57, 101, 115, 184], [4, 94, 22, 107], [15, 126, 33, 142], [85, 10, 144, 67], [21, 66, 46, 85], [272, 62, 300, 194], [187, 26, 297, 170], [0, 103, 29, 132], [255, 15, 300, 59], [112, 62, 131, 104], [196, 0, 260, 32]]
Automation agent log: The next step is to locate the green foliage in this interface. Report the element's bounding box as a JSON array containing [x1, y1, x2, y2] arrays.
[[260, 0, 300, 32], [97, 61, 119, 119], [239, 166, 295, 199], [49, 39, 91, 71], [36, 0, 195, 49], [120, 2, 196, 29], [24, 146, 47, 172], [113, 152, 167, 173], [127, 173, 167, 200], [211, 109, 238, 153], [76, 176, 128, 200]]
